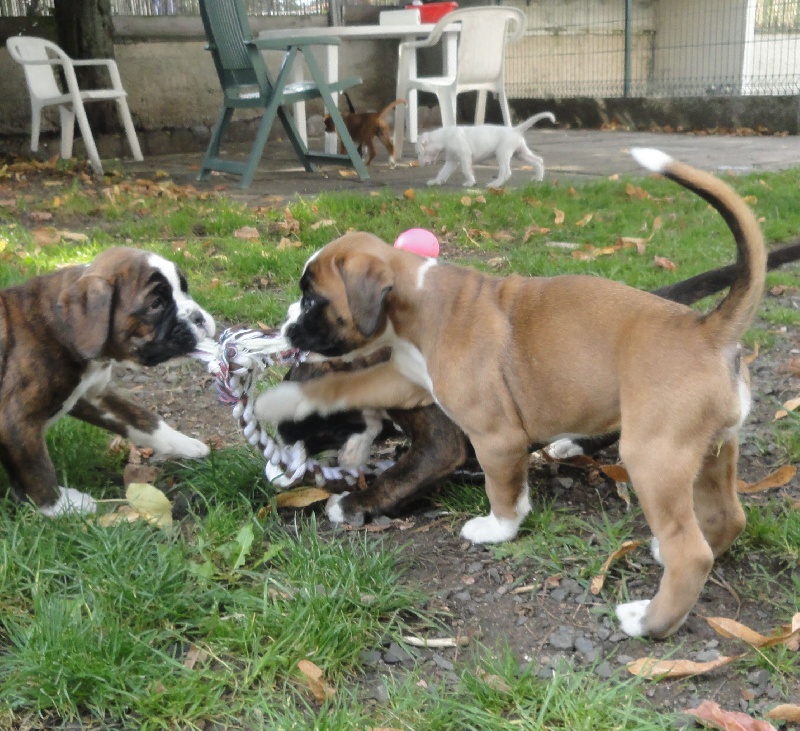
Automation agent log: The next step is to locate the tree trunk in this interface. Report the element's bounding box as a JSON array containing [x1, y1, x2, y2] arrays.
[[53, 0, 117, 133]]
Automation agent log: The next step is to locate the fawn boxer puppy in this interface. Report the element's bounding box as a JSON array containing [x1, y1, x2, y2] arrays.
[[275, 239, 799, 523], [255, 149, 766, 638], [0, 247, 215, 517]]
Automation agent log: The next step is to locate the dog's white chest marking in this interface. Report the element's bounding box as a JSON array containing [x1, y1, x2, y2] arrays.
[[391, 337, 433, 393], [48, 362, 111, 428]]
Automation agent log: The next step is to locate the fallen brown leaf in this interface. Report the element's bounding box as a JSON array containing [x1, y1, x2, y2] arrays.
[[183, 645, 209, 671], [275, 487, 331, 509], [766, 704, 800, 723], [684, 699, 777, 731], [590, 540, 642, 594], [553, 208, 565, 224], [233, 226, 260, 240], [601, 464, 630, 483], [297, 659, 334, 702], [736, 465, 797, 493], [654, 255, 677, 271], [123, 463, 161, 487], [707, 614, 800, 649], [403, 188, 415, 200], [627, 654, 743, 678]]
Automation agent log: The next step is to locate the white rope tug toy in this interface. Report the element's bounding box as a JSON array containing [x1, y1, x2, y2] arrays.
[[193, 328, 391, 489]]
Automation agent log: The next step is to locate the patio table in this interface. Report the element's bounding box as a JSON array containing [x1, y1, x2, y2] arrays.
[[257, 23, 459, 145]]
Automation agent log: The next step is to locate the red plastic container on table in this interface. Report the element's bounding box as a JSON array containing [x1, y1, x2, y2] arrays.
[[405, 2, 458, 23]]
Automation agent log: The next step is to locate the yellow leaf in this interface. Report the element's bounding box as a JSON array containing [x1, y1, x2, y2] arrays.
[[574, 212, 594, 227], [276, 487, 331, 509], [590, 540, 642, 595], [59, 231, 89, 243], [737, 465, 797, 493], [553, 208, 565, 225], [627, 654, 743, 678], [460, 195, 472, 206], [338, 169, 358, 177], [707, 614, 800, 648], [403, 188, 416, 200], [126, 482, 173, 528], [309, 219, 336, 230]]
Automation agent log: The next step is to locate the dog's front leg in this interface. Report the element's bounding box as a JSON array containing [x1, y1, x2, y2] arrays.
[[459, 431, 531, 544], [428, 156, 461, 186], [254, 363, 433, 427], [70, 390, 209, 459], [0, 431, 96, 516]]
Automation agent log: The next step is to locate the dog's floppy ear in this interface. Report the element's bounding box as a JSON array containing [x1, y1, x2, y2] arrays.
[[55, 275, 114, 359], [338, 254, 394, 338]]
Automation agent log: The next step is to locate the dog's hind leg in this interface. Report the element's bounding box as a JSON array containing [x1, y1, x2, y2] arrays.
[[327, 404, 469, 526], [460, 433, 531, 544], [616, 433, 713, 638], [692, 438, 746, 558], [516, 143, 545, 182]]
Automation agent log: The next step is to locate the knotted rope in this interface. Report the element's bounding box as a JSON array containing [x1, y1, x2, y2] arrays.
[[193, 328, 391, 489]]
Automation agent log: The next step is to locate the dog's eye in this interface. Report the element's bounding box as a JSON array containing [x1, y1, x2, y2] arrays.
[[147, 295, 166, 314]]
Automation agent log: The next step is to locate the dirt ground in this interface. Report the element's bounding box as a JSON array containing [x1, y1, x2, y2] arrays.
[[116, 278, 800, 725]]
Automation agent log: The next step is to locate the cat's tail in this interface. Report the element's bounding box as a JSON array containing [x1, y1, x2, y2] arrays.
[[377, 99, 407, 120], [514, 111, 556, 133]]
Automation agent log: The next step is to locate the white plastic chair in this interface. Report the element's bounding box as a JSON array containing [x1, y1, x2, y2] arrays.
[[393, 6, 526, 156], [5, 36, 143, 177]]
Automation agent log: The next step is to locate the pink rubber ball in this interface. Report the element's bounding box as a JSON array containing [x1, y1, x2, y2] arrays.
[[393, 228, 440, 258]]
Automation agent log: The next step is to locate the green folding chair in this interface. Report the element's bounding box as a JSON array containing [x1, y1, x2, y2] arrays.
[[198, 0, 368, 188]]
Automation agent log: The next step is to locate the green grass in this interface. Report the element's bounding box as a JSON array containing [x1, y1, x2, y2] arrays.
[[0, 162, 797, 728]]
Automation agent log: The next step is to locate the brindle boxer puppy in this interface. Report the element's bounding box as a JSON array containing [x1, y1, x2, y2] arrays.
[[0, 246, 215, 517], [255, 149, 766, 638]]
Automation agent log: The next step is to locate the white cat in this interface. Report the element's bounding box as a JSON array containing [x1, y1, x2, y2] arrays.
[[416, 111, 555, 189]]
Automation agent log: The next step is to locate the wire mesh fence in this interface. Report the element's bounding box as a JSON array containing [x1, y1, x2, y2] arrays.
[[3, 0, 798, 97]]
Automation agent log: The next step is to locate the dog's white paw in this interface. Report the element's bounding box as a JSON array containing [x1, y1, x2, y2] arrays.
[[460, 513, 521, 544], [143, 423, 209, 459], [650, 537, 664, 565], [338, 432, 374, 469], [254, 382, 312, 425], [545, 438, 585, 460], [326, 492, 350, 523], [39, 487, 97, 518], [616, 599, 651, 637]]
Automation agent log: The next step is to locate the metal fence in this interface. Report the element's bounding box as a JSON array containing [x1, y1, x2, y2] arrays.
[[507, 0, 800, 98], [3, 0, 798, 97]]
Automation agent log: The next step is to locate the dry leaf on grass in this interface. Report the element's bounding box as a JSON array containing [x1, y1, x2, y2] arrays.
[[736, 465, 797, 493], [773, 396, 800, 421], [126, 483, 173, 528], [297, 659, 334, 702], [590, 540, 642, 594], [94, 483, 173, 529], [183, 645, 209, 671], [766, 705, 800, 723], [553, 208, 565, 224], [309, 218, 336, 230], [627, 654, 743, 678], [476, 667, 512, 693], [654, 255, 677, 271], [684, 700, 777, 731], [338, 169, 358, 177], [601, 464, 630, 483], [275, 487, 331, 509], [233, 226, 260, 240], [707, 613, 800, 649]]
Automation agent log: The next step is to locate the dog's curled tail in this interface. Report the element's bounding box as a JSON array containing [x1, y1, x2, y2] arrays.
[[515, 111, 556, 133], [378, 99, 407, 120], [631, 147, 766, 346]]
